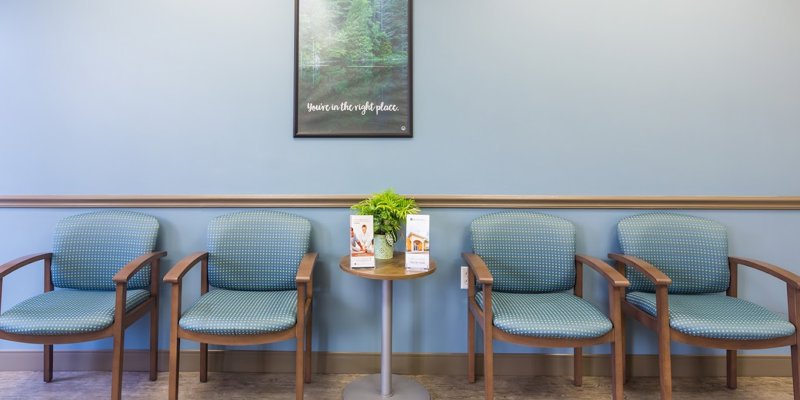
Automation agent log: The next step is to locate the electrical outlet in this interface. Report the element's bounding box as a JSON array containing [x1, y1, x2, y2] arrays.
[[460, 266, 469, 289]]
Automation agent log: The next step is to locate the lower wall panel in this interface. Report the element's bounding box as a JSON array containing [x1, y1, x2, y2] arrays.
[[0, 351, 791, 377]]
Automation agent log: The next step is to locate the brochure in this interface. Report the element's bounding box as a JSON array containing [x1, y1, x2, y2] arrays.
[[405, 214, 430, 270], [350, 215, 375, 268]]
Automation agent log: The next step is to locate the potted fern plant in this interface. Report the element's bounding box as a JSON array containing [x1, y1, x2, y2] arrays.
[[351, 189, 419, 259]]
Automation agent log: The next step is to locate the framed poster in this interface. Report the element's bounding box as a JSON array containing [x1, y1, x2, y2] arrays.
[[294, 0, 413, 138]]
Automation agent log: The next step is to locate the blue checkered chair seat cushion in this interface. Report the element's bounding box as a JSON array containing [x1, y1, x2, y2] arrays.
[[0, 289, 150, 335], [476, 291, 612, 339], [626, 291, 796, 340], [179, 289, 297, 335]]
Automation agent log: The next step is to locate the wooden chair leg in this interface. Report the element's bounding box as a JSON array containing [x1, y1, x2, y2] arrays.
[[657, 328, 672, 399], [168, 337, 180, 400], [484, 329, 494, 400], [573, 347, 583, 386], [611, 333, 624, 399], [168, 283, 182, 400], [150, 305, 159, 381], [43, 344, 53, 383], [199, 343, 208, 383], [304, 303, 313, 384], [727, 350, 737, 389], [468, 308, 476, 383], [792, 344, 800, 400], [111, 329, 125, 400], [608, 286, 624, 400], [622, 315, 631, 383], [296, 335, 304, 400]]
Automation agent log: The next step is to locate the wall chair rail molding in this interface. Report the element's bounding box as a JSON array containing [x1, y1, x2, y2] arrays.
[[2, 195, 800, 210], [1, 195, 800, 210]]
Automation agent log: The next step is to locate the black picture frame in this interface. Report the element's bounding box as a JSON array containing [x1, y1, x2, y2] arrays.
[[294, 0, 413, 138]]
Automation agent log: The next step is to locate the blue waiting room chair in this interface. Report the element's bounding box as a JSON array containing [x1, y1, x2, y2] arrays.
[[0, 210, 165, 400], [464, 211, 629, 400], [609, 213, 800, 399], [164, 210, 317, 400]]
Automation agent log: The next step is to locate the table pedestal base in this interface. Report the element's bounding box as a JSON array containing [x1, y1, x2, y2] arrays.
[[342, 374, 430, 400]]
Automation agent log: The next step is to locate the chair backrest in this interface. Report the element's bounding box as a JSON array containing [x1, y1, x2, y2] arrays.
[[618, 213, 729, 294], [470, 212, 576, 293], [207, 210, 311, 291], [52, 210, 159, 291]]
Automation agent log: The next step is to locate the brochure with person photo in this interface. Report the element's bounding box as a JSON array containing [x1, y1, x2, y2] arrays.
[[405, 214, 430, 271], [350, 215, 375, 268]]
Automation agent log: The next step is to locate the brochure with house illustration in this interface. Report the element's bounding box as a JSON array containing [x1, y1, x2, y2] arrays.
[[350, 215, 375, 268], [405, 214, 430, 271]]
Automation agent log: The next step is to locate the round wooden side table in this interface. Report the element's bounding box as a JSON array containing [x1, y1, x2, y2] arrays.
[[339, 252, 437, 400]]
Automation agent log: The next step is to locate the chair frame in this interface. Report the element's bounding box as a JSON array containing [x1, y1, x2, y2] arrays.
[[164, 251, 318, 400], [609, 253, 800, 399], [464, 252, 629, 400], [0, 250, 166, 400]]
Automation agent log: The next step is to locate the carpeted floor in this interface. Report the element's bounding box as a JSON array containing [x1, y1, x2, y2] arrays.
[[0, 372, 793, 399]]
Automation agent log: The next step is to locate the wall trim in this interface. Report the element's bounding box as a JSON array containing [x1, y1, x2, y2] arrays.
[[0, 350, 791, 377], [1, 194, 800, 210]]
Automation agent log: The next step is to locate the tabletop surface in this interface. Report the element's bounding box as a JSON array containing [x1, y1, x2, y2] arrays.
[[339, 252, 437, 281]]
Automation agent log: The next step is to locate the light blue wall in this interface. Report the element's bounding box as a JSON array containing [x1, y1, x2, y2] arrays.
[[1, 0, 799, 357], [2, 0, 800, 195]]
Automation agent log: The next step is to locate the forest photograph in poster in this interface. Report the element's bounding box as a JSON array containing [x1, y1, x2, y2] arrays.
[[294, 0, 412, 137]]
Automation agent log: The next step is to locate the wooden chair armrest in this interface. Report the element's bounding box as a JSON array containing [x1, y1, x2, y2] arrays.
[[462, 253, 494, 285], [729, 256, 800, 289], [0, 252, 52, 279], [296, 252, 318, 284], [608, 253, 672, 286], [163, 252, 209, 284], [112, 251, 168, 284], [576, 254, 630, 288]]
